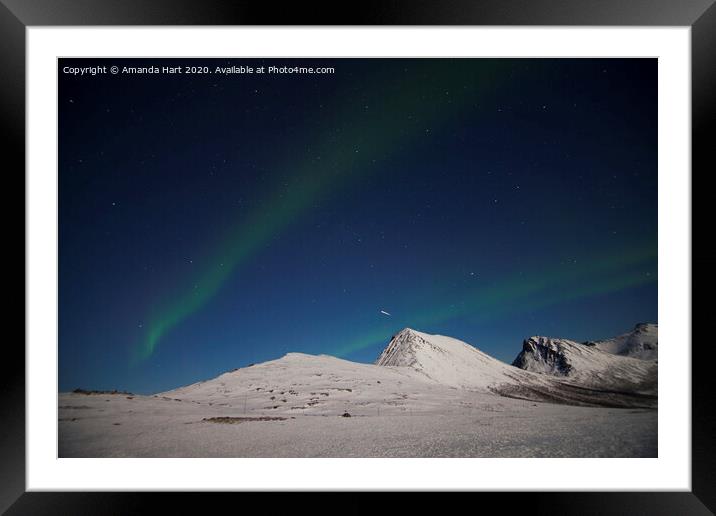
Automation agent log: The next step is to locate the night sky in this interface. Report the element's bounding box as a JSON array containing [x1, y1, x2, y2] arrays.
[[59, 58, 657, 394]]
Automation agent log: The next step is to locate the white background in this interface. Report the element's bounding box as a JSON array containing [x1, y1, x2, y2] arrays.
[[27, 27, 691, 491]]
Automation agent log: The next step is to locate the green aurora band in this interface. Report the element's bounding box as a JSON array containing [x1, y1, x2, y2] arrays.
[[138, 60, 656, 363], [138, 60, 513, 361], [329, 241, 657, 357]]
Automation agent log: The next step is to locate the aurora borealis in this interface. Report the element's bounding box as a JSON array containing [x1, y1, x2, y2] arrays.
[[59, 58, 657, 394]]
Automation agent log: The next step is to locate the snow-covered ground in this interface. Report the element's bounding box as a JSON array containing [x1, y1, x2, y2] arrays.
[[59, 391, 656, 458], [59, 326, 658, 457]]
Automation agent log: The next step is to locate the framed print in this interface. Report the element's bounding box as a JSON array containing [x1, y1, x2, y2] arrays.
[[3, 0, 714, 513]]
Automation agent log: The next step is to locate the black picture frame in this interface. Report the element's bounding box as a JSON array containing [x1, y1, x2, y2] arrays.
[[3, 0, 713, 513]]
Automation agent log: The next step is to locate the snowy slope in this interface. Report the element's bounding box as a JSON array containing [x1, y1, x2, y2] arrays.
[[376, 328, 530, 389], [511, 325, 658, 395], [590, 323, 658, 360], [161, 351, 464, 417]]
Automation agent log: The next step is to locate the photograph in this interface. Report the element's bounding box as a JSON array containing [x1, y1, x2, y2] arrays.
[[3, 0, 710, 508], [57, 57, 659, 459]]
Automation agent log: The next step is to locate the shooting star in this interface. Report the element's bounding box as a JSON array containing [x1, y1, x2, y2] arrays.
[[380, 310, 392, 317]]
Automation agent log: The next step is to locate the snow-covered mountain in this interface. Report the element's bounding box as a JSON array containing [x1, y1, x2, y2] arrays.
[[511, 324, 658, 395], [159, 326, 657, 411], [589, 323, 658, 360], [376, 328, 530, 389], [161, 351, 458, 417]]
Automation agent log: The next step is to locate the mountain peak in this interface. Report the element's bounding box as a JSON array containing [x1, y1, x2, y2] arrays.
[[375, 328, 428, 367], [513, 336, 577, 376], [374, 328, 524, 389], [593, 323, 658, 359], [634, 322, 657, 332]]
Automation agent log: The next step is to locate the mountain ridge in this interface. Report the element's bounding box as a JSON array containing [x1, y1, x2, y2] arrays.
[[511, 323, 657, 395], [157, 324, 658, 410]]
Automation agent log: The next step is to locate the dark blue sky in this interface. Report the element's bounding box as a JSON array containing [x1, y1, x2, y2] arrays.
[[59, 58, 657, 394]]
